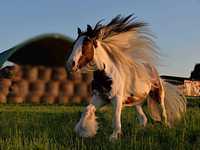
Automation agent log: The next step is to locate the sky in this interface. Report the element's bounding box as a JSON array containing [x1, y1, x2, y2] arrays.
[[0, 0, 200, 77]]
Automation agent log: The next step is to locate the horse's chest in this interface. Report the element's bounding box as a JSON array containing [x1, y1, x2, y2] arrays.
[[91, 70, 112, 98]]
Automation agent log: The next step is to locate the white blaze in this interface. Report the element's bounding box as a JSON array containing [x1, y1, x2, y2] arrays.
[[68, 35, 86, 68]]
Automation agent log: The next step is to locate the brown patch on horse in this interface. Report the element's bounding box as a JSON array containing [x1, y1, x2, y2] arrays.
[[77, 37, 94, 69], [123, 96, 146, 107]]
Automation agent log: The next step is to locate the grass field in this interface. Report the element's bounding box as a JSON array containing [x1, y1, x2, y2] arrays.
[[0, 104, 199, 150]]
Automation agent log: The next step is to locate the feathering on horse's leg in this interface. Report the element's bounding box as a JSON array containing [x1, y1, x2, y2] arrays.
[[135, 104, 147, 127], [75, 93, 105, 137], [109, 96, 123, 141]]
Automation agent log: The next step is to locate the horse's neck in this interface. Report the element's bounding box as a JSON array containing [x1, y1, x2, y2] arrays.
[[93, 43, 126, 97], [93, 43, 118, 77], [93, 42, 153, 98]]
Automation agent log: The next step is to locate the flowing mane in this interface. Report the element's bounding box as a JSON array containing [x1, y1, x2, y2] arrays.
[[80, 14, 159, 67]]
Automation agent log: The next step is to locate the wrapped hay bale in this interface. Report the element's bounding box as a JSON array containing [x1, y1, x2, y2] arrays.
[[11, 65, 22, 81], [59, 80, 74, 97], [74, 82, 89, 98], [83, 96, 92, 104], [38, 66, 52, 81], [12, 96, 24, 104], [23, 66, 38, 82], [29, 80, 45, 97], [0, 93, 7, 103], [45, 81, 60, 97], [0, 79, 11, 95], [41, 94, 56, 104], [9, 82, 20, 96], [70, 96, 82, 104], [7, 94, 24, 104], [26, 93, 41, 104], [0, 78, 12, 87], [69, 72, 82, 84], [16, 80, 29, 98], [0, 65, 22, 81], [57, 95, 69, 105], [0, 86, 9, 97], [7, 80, 28, 103], [52, 67, 67, 81]]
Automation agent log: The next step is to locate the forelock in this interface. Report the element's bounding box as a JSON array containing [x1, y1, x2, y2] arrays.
[[73, 35, 87, 50]]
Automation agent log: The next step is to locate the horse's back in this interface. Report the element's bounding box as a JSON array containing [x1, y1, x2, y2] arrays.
[[123, 63, 160, 105]]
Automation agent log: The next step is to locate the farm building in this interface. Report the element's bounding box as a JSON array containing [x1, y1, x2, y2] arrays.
[[161, 63, 200, 97]]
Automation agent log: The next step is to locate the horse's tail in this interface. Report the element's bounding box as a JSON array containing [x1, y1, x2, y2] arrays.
[[147, 80, 187, 127], [162, 81, 187, 126]]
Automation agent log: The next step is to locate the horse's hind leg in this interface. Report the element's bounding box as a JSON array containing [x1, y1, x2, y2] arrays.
[[148, 80, 168, 126], [135, 104, 147, 127], [159, 80, 168, 126]]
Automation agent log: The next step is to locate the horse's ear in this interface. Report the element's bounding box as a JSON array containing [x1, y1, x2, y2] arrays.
[[87, 24, 92, 32], [77, 27, 82, 35]]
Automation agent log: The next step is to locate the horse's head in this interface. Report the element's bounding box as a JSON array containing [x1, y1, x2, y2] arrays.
[[66, 26, 98, 72]]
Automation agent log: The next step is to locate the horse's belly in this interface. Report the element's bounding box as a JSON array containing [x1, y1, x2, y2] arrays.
[[123, 96, 145, 106], [123, 81, 151, 106]]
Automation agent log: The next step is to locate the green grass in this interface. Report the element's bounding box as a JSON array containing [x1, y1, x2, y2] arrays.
[[0, 105, 199, 150], [187, 97, 200, 107]]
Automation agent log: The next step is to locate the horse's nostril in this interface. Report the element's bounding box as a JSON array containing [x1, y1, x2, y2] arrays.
[[72, 61, 75, 67]]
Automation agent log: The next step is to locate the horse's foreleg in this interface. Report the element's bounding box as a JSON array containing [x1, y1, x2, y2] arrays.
[[75, 92, 106, 137], [91, 92, 108, 109], [135, 104, 147, 127], [109, 96, 123, 141]]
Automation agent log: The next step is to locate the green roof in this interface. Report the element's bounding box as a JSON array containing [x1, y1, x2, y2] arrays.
[[0, 33, 73, 67]]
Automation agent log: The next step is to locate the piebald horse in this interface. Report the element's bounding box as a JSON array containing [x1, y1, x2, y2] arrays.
[[66, 14, 186, 141]]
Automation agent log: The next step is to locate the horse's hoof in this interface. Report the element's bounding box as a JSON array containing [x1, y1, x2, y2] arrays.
[[109, 131, 122, 142], [163, 122, 171, 128], [138, 123, 147, 128]]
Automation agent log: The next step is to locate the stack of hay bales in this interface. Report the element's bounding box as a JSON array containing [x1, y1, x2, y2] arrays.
[[0, 79, 11, 103], [0, 64, 93, 104], [7, 80, 29, 104], [27, 80, 45, 104]]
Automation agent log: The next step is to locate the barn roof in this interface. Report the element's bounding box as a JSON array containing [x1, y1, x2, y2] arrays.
[[160, 75, 189, 85], [0, 33, 73, 67]]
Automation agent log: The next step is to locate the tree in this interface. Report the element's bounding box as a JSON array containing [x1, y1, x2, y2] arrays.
[[190, 63, 200, 80]]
